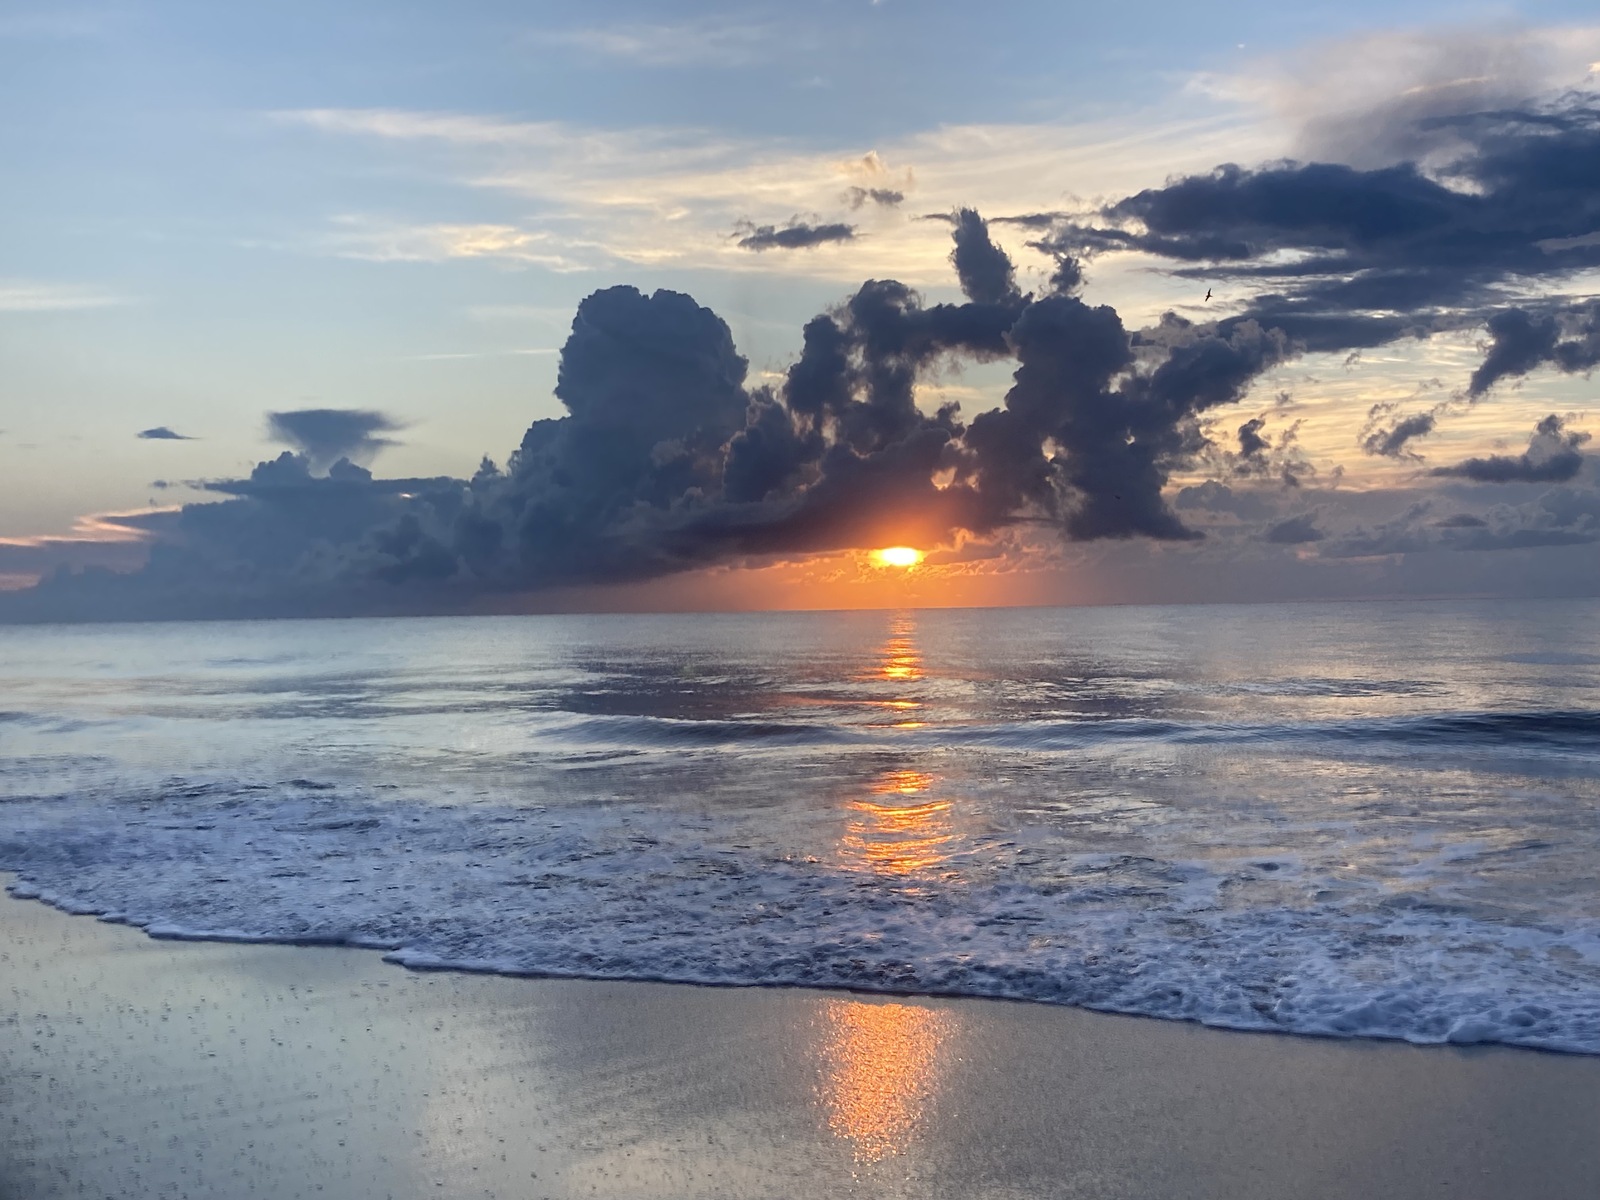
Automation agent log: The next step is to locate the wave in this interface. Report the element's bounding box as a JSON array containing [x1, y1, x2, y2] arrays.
[[5, 785, 1600, 1055], [542, 708, 1600, 757]]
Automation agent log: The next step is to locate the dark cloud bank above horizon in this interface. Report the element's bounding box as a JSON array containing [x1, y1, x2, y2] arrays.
[[5, 93, 1599, 621]]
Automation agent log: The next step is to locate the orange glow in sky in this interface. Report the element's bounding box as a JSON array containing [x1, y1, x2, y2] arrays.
[[871, 546, 923, 568]]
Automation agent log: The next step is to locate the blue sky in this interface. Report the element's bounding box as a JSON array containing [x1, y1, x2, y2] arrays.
[[2, 1, 1599, 611]]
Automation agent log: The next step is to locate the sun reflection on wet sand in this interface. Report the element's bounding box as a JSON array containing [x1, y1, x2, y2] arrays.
[[817, 998, 955, 1163]]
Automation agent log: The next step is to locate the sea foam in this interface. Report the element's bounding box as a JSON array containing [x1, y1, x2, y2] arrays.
[[6, 780, 1600, 1054]]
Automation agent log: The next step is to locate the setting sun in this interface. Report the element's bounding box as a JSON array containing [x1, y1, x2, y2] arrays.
[[872, 546, 923, 568]]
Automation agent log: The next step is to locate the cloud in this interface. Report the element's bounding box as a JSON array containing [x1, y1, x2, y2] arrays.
[[1263, 512, 1324, 543], [1319, 478, 1600, 557], [1360, 405, 1438, 459], [2, 212, 1302, 619], [320, 217, 598, 271], [274, 105, 1266, 284], [1172, 480, 1278, 518], [1229, 24, 1600, 170], [15, 77, 1600, 620], [1430, 414, 1590, 482], [846, 187, 905, 208], [1033, 91, 1600, 385], [265, 409, 404, 473], [0, 280, 130, 312], [0, 509, 178, 589], [949, 208, 1021, 307], [528, 19, 777, 68], [1468, 302, 1600, 396], [734, 220, 857, 251], [137, 427, 194, 441], [1237, 416, 1269, 460]]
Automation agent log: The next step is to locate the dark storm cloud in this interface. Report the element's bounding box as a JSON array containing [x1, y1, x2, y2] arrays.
[[1468, 302, 1600, 396], [1035, 94, 1600, 385], [137, 426, 194, 440], [734, 220, 856, 251], [950, 208, 1021, 307], [266, 408, 402, 472], [12, 88, 1600, 622], [5, 208, 1303, 621], [1430, 414, 1590, 483]]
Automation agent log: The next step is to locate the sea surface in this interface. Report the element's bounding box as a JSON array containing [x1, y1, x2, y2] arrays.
[[3, 599, 1600, 1052]]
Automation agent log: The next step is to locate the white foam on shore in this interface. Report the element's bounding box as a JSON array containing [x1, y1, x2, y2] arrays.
[[6, 784, 1600, 1054]]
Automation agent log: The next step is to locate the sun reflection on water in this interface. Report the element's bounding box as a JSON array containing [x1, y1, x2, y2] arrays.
[[838, 768, 957, 878], [875, 613, 923, 684], [817, 998, 955, 1163]]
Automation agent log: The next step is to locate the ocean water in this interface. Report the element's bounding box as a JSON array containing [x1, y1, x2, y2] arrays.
[[3, 599, 1600, 1053]]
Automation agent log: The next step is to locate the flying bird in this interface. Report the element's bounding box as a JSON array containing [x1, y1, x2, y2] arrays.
[[1204, 288, 1212, 302]]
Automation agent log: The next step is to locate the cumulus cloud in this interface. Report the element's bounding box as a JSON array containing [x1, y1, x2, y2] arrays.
[[10, 84, 1600, 622], [734, 220, 856, 251], [1320, 479, 1600, 557], [266, 409, 403, 473], [2, 210, 1299, 620], [1430, 414, 1590, 482]]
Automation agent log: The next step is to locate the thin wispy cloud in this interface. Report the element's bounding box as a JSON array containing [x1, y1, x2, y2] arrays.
[[0, 280, 132, 312], [408, 348, 558, 361], [1193, 22, 1600, 168], [276, 105, 1268, 285], [0, 507, 175, 549], [528, 18, 779, 68], [319, 216, 603, 272]]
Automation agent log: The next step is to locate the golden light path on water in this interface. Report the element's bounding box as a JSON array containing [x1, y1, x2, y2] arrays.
[[816, 609, 963, 1164]]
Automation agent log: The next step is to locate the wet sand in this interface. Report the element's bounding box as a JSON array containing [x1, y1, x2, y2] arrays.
[[4, 888, 1600, 1200]]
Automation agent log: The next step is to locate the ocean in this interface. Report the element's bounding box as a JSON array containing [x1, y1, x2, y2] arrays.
[[3, 598, 1599, 1052]]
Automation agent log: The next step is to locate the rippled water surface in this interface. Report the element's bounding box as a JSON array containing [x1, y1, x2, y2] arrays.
[[4, 599, 1599, 1050]]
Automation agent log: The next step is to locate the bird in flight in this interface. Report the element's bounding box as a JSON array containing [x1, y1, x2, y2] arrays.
[[1204, 288, 1212, 302]]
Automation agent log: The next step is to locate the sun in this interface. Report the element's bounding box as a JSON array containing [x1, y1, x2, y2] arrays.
[[871, 546, 923, 568]]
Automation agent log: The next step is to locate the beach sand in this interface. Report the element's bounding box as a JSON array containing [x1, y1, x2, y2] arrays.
[[5, 888, 1600, 1199]]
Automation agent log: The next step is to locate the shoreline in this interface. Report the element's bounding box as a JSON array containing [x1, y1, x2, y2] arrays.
[[10, 874, 1598, 1059], [7, 887, 1600, 1198]]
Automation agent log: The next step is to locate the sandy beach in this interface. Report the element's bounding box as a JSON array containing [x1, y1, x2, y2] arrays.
[[4, 887, 1600, 1199]]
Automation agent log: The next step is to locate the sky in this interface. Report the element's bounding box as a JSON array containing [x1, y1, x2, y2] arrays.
[[2, 0, 1598, 618]]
